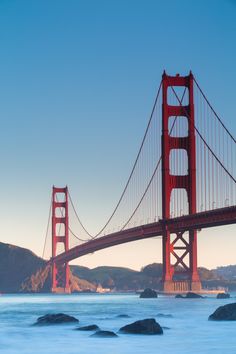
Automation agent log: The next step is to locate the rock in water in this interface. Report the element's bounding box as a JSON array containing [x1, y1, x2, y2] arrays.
[[175, 292, 203, 299], [116, 314, 130, 318], [209, 303, 236, 321], [156, 313, 173, 318], [76, 324, 99, 331], [34, 313, 79, 325], [185, 292, 203, 298], [90, 330, 118, 338], [216, 293, 230, 299], [119, 318, 163, 335], [139, 288, 158, 298]]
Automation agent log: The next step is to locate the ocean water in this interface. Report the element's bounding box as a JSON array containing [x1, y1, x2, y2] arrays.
[[0, 293, 236, 354]]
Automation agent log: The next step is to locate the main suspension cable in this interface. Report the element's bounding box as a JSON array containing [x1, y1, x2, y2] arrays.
[[67, 79, 163, 240], [120, 156, 162, 230], [68, 191, 93, 238], [194, 77, 236, 144], [69, 226, 90, 242]]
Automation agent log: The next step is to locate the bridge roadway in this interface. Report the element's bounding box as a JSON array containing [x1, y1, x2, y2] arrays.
[[51, 205, 236, 265]]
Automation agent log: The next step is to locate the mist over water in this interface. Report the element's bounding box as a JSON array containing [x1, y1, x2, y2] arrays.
[[0, 293, 235, 354]]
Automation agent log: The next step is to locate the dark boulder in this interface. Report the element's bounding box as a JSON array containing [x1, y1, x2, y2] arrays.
[[209, 303, 236, 321], [34, 313, 79, 325], [90, 330, 118, 338], [119, 318, 163, 335], [186, 292, 203, 298], [139, 288, 157, 298], [175, 292, 203, 299], [76, 324, 99, 331], [216, 293, 230, 299]]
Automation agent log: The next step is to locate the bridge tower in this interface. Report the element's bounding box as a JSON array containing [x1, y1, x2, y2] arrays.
[[51, 186, 70, 293], [161, 72, 201, 292]]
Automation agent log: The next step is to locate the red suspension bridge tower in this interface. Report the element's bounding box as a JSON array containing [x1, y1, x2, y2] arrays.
[[51, 186, 70, 293], [161, 72, 201, 292]]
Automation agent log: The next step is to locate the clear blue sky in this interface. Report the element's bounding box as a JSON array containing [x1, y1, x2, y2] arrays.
[[0, 0, 235, 270]]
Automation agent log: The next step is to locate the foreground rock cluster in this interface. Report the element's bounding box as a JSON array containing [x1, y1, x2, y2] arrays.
[[33, 299, 236, 339], [33, 314, 164, 337]]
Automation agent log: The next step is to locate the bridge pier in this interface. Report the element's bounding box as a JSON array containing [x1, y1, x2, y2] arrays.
[[52, 262, 71, 294], [162, 280, 201, 293], [162, 229, 201, 293], [51, 186, 70, 294]]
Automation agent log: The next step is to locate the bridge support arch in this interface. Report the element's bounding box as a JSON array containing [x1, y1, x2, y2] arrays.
[[51, 186, 70, 293], [161, 72, 201, 293]]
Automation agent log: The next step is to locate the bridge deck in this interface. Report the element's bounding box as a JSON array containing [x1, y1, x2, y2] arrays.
[[51, 206, 236, 264]]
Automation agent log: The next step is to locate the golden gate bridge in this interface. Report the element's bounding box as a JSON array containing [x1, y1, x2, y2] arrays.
[[42, 71, 236, 293]]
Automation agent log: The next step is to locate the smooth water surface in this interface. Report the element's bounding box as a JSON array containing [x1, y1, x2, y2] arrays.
[[0, 293, 235, 354]]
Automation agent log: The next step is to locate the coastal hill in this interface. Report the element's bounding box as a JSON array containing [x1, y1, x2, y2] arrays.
[[0, 241, 236, 293], [0, 242, 96, 293], [0, 242, 45, 293]]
